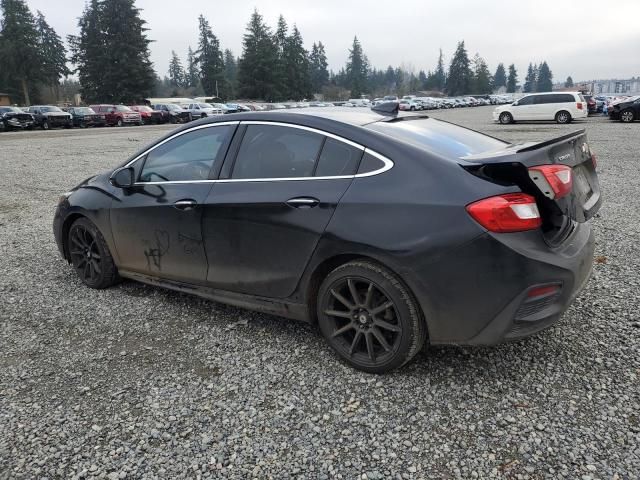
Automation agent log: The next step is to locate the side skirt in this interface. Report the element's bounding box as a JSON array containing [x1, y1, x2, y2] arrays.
[[118, 270, 311, 322]]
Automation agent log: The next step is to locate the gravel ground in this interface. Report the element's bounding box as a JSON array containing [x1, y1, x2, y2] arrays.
[[1, 109, 639, 479]]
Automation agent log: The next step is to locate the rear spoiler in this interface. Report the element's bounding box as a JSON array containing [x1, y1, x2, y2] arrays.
[[515, 129, 585, 153]]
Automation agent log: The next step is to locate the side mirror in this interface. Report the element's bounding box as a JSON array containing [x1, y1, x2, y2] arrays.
[[110, 167, 135, 188], [512, 101, 518, 106]]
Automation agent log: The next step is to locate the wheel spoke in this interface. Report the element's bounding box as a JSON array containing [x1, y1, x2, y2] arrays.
[[91, 260, 101, 274], [83, 262, 91, 279], [324, 309, 352, 319], [69, 248, 84, 256], [364, 282, 375, 309], [374, 318, 401, 333], [364, 332, 376, 361], [76, 258, 87, 269], [370, 301, 393, 316], [331, 323, 355, 338], [71, 236, 85, 249], [331, 289, 355, 310], [371, 327, 392, 352], [349, 331, 362, 356], [347, 279, 361, 306]]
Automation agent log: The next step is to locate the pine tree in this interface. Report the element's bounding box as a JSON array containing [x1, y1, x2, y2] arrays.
[[564, 75, 574, 88], [195, 15, 226, 98], [309, 41, 329, 93], [471, 53, 492, 94], [523, 63, 536, 93], [237, 9, 279, 101], [223, 49, 237, 99], [346, 36, 368, 97], [0, 0, 44, 105], [446, 41, 472, 96], [506, 64, 518, 93], [273, 14, 288, 99], [537, 61, 553, 92], [168, 50, 185, 88], [418, 70, 427, 90], [493, 63, 507, 90], [282, 25, 311, 100], [35, 10, 70, 99], [434, 48, 446, 91], [69, 0, 155, 104], [185, 46, 198, 88]]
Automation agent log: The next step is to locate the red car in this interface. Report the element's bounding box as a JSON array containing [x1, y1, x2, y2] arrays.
[[130, 105, 164, 125], [89, 104, 141, 127]]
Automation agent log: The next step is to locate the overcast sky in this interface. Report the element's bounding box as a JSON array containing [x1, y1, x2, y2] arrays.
[[24, 0, 640, 84]]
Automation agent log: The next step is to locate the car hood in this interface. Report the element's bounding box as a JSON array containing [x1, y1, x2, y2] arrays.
[[43, 112, 70, 117]]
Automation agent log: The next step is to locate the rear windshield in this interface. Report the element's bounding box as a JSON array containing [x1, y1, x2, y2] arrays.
[[366, 118, 508, 158]]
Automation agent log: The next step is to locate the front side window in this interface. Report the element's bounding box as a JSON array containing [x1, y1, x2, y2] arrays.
[[139, 126, 232, 182], [231, 124, 324, 179], [516, 96, 534, 106]]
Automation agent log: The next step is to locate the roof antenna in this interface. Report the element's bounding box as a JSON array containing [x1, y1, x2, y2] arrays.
[[371, 101, 399, 116]]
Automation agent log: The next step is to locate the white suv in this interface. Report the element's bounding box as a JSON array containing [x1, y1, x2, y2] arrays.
[[493, 92, 587, 124]]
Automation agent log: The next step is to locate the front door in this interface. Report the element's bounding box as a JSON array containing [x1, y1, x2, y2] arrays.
[[110, 123, 235, 282], [202, 123, 363, 298]]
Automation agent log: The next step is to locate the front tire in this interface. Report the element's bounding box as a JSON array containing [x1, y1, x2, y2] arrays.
[[555, 110, 571, 124], [499, 112, 513, 124], [42, 120, 49, 130], [317, 260, 427, 373], [68, 218, 119, 289], [116, 118, 123, 127], [620, 109, 635, 123]]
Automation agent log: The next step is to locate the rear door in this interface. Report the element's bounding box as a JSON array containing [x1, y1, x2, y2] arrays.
[[201, 122, 363, 298]]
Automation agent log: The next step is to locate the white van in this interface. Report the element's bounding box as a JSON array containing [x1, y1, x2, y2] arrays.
[[493, 92, 587, 124], [348, 98, 371, 107]]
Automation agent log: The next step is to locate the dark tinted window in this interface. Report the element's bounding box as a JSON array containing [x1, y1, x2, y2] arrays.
[[139, 126, 231, 182], [232, 124, 324, 179], [357, 152, 385, 175], [516, 96, 534, 105], [366, 118, 507, 158], [315, 138, 362, 177]]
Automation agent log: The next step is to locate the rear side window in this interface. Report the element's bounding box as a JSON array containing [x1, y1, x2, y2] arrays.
[[357, 152, 385, 175], [232, 124, 324, 179], [315, 138, 362, 177], [139, 126, 232, 182]]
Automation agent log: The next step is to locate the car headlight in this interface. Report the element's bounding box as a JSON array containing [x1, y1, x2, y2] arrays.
[[57, 191, 73, 205]]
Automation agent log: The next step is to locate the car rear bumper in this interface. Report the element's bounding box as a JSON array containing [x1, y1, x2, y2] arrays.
[[410, 221, 595, 345]]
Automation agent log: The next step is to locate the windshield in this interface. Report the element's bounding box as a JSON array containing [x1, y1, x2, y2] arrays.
[[166, 104, 182, 111], [75, 107, 96, 114], [0, 107, 23, 113], [41, 106, 63, 112], [198, 103, 213, 108], [115, 105, 132, 112], [366, 118, 508, 158], [136, 106, 153, 112], [212, 103, 227, 108]]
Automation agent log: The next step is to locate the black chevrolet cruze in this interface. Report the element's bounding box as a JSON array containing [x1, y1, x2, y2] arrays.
[[54, 107, 602, 372]]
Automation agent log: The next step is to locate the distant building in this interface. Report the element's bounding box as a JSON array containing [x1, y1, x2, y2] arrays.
[[0, 93, 10, 106], [556, 78, 640, 94]]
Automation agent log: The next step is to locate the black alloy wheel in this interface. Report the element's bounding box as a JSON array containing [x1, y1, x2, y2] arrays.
[[68, 218, 119, 289], [317, 261, 426, 373]]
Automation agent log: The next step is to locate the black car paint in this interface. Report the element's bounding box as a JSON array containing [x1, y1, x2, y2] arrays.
[[609, 97, 640, 121], [26, 106, 72, 129], [0, 107, 35, 130], [68, 108, 106, 128], [54, 110, 599, 345]]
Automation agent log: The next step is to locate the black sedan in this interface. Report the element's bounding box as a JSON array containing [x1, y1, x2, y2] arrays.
[[0, 106, 35, 130], [609, 96, 640, 122], [53, 106, 602, 372], [68, 107, 106, 128]]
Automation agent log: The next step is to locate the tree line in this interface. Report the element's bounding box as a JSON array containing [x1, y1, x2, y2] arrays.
[[1, 0, 558, 105]]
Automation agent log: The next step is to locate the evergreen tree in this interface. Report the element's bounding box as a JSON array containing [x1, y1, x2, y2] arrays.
[[384, 65, 396, 92], [69, 0, 155, 103], [346, 36, 368, 97], [506, 64, 518, 93], [493, 63, 507, 90], [0, 0, 43, 104], [418, 70, 427, 90], [434, 48, 446, 91], [537, 61, 553, 92], [282, 25, 311, 100], [237, 9, 279, 101], [35, 10, 70, 98], [195, 15, 226, 98], [168, 51, 185, 87], [446, 41, 472, 96], [309, 41, 329, 93], [523, 63, 536, 93], [564, 75, 574, 88], [471, 53, 492, 94], [273, 14, 288, 98], [185, 46, 198, 88], [223, 49, 237, 99]]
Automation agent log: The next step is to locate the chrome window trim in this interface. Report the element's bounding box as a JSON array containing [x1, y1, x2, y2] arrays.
[[129, 120, 394, 185]]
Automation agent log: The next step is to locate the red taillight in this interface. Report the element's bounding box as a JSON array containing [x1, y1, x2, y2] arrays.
[[527, 284, 561, 299], [528, 164, 573, 199], [591, 153, 597, 169], [577, 102, 583, 110], [466, 193, 542, 233]]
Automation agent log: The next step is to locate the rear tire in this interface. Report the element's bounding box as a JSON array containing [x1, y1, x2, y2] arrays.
[[317, 260, 427, 373], [499, 112, 513, 124], [116, 118, 123, 127], [42, 120, 49, 130], [67, 218, 119, 289], [620, 109, 635, 123], [555, 111, 571, 124]]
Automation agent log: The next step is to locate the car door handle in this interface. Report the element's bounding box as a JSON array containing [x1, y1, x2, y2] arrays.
[[286, 197, 320, 208], [174, 199, 197, 211]]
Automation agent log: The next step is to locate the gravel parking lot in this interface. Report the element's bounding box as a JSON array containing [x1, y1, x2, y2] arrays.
[[1, 107, 639, 479]]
